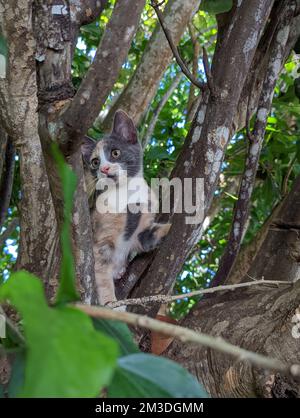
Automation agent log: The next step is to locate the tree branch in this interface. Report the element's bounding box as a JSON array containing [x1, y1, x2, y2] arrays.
[[62, 0, 145, 144], [70, 0, 108, 26], [110, 279, 291, 308], [126, 0, 275, 318], [141, 71, 183, 148], [211, 1, 294, 287], [0, 218, 19, 249], [150, 0, 205, 91], [74, 302, 300, 380], [186, 24, 201, 123], [101, 0, 201, 131]]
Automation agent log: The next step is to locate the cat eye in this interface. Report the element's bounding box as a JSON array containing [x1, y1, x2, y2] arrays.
[[91, 158, 100, 169], [111, 149, 121, 159]]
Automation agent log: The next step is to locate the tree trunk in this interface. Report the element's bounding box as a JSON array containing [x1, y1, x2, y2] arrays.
[[165, 281, 300, 397], [128, 0, 275, 318], [163, 176, 300, 397]]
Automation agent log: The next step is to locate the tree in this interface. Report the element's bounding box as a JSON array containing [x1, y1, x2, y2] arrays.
[[1, 0, 300, 398]]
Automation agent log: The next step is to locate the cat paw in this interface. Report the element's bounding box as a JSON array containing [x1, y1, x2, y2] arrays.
[[113, 266, 127, 281], [113, 305, 127, 312]]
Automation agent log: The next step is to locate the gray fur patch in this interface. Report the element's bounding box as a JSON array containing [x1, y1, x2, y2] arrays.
[[124, 208, 142, 241], [103, 134, 142, 177], [138, 225, 159, 252]]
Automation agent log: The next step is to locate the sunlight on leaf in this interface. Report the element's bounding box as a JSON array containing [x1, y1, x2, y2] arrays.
[[51, 144, 79, 304], [0, 272, 118, 397]]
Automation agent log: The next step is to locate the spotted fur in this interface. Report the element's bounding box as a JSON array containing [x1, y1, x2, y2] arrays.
[[82, 110, 170, 306]]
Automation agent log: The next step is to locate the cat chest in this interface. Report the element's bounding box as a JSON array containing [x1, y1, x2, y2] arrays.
[[95, 180, 150, 214]]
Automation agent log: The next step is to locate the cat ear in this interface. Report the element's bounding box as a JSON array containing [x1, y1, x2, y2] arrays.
[[81, 136, 96, 164], [112, 110, 137, 144]]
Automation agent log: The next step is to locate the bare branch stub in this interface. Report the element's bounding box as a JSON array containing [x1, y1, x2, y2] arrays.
[[150, 0, 206, 91]]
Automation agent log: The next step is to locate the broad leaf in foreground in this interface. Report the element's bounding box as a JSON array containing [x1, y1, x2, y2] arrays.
[[0, 272, 118, 397]]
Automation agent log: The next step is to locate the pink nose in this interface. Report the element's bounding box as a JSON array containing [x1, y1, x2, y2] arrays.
[[100, 165, 110, 174]]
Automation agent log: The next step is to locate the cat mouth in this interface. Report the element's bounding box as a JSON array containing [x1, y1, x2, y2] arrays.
[[99, 172, 117, 180]]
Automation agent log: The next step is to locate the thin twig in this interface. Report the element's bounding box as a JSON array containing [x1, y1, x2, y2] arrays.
[[74, 302, 300, 379], [142, 71, 183, 148], [0, 218, 19, 248], [186, 24, 201, 122], [108, 280, 290, 309], [150, 0, 205, 91], [282, 155, 297, 196], [210, 3, 293, 288]]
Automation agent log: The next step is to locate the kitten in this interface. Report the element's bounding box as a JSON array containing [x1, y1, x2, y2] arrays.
[[82, 110, 170, 306]]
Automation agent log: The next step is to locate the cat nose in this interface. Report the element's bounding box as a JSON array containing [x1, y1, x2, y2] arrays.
[[100, 165, 110, 174]]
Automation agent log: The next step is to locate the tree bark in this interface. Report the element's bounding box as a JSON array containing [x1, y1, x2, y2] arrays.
[[0, 137, 15, 228], [0, 1, 60, 295], [62, 0, 146, 144], [165, 281, 300, 397], [244, 173, 300, 284], [101, 0, 201, 131], [128, 0, 275, 318]]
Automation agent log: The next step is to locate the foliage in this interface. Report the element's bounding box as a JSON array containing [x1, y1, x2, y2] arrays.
[[1, 1, 300, 394], [0, 272, 118, 397], [52, 144, 79, 304], [200, 0, 233, 14], [0, 149, 206, 398]]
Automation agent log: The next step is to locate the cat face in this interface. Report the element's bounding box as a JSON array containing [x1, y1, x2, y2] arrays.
[[82, 110, 142, 181]]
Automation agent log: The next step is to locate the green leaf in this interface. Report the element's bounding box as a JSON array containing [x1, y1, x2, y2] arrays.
[[108, 353, 207, 398], [51, 144, 79, 304], [0, 272, 118, 397], [200, 0, 233, 14], [93, 318, 139, 356], [8, 352, 25, 398]]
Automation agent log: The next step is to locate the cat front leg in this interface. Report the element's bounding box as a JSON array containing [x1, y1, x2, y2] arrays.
[[138, 222, 171, 252], [93, 242, 116, 306]]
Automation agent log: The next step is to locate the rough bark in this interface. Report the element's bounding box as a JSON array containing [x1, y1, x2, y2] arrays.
[[244, 173, 300, 284], [0, 138, 15, 228], [162, 166, 300, 398], [0, 1, 60, 293], [128, 0, 275, 317], [34, 0, 145, 302], [225, 201, 283, 285], [165, 281, 300, 397], [101, 0, 201, 131], [212, 0, 294, 287], [62, 0, 146, 143]]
